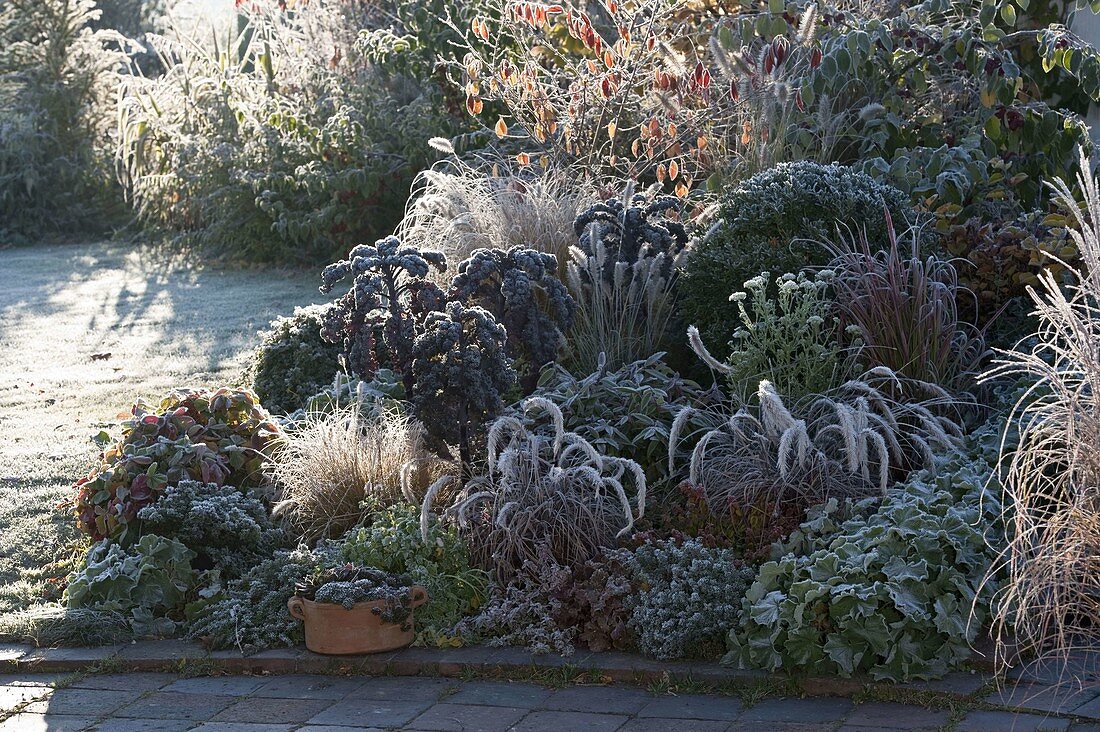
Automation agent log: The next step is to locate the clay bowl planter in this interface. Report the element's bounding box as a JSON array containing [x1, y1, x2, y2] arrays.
[[287, 586, 428, 655]]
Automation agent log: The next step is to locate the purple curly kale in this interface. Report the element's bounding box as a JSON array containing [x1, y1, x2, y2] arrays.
[[319, 236, 447, 389], [574, 191, 688, 283], [450, 246, 575, 393], [411, 301, 516, 476]]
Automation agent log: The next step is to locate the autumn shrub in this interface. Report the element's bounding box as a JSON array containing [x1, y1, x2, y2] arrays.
[[71, 388, 283, 542], [680, 161, 917, 359], [249, 305, 343, 415]]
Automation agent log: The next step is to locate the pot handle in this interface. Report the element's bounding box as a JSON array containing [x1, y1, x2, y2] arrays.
[[287, 596, 307, 621], [409, 586, 428, 608]]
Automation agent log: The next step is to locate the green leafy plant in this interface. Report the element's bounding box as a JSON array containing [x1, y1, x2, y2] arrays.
[[66, 534, 196, 637], [727, 427, 1003, 681], [0, 0, 128, 237], [117, 0, 468, 263], [341, 503, 487, 644], [680, 161, 917, 359], [136, 480, 286, 578], [249, 304, 343, 415], [71, 388, 284, 542], [296, 565, 418, 626], [450, 245, 575, 393], [691, 270, 855, 402]]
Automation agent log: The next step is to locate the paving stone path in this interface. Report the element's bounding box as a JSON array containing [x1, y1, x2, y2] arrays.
[[1, 672, 1098, 732]]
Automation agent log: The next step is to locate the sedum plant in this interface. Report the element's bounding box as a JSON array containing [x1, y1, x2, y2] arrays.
[[727, 428, 1004, 681], [319, 235, 447, 386], [66, 534, 196, 637], [71, 388, 283, 542], [691, 270, 856, 402], [429, 397, 646, 581], [296, 565, 418, 626], [249, 304, 343, 415], [450, 246, 575, 393]]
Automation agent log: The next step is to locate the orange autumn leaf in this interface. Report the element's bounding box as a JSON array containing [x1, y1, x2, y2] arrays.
[[669, 160, 679, 181], [494, 117, 509, 138]]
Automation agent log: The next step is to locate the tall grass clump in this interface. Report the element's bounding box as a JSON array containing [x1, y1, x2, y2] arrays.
[[825, 217, 986, 392], [982, 149, 1100, 671], [271, 406, 451, 542], [399, 151, 595, 282], [428, 397, 646, 581], [0, 0, 130, 238]]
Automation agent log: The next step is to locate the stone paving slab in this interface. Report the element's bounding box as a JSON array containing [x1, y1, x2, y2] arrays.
[[1, 654, 1100, 731]]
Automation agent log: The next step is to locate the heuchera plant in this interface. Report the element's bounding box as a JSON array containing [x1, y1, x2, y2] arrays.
[[450, 246, 575, 393], [319, 235, 448, 389], [71, 388, 283, 542]]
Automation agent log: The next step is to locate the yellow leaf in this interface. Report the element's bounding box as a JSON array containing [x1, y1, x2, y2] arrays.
[[607, 122, 617, 139]]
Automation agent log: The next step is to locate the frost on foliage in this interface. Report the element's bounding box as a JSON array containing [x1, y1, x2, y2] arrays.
[[66, 535, 196, 637], [450, 246, 574, 392], [410, 300, 515, 465], [430, 397, 645, 581], [616, 538, 755, 660], [319, 235, 447, 385], [249, 304, 343, 415], [573, 189, 688, 284], [136, 480, 285, 578], [726, 426, 1005, 681], [186, 545, 335, 651]]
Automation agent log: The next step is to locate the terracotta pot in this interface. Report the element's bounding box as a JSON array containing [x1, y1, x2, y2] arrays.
[[287, 586, 428, 655]]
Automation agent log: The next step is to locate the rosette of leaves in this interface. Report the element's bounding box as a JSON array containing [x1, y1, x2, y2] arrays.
[[136, 481, 286, 579], [297, 564, 417, 625], [617, 537, 756, 660], [319, 236, 447, 386], [450, 246, 575, 393], [72, 388, 284, 542], [573, 191, 688, 284], [410, 301, 516, 472], [66, 535, 196, 637], [249, 304, 343, 414], [726, 429, 1004, 681], [341, 503, 487, 644]]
